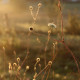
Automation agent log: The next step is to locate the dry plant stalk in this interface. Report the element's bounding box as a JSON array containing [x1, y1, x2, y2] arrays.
[[7, 0, 80, 80]]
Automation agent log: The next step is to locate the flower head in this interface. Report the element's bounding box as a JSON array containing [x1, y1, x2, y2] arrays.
[[26, 66, 29, 70], [48, 23, 56, 28], [38, 3, 42, 7], [48, 61, 52, 65], [36, 58, 40, 63], [17, 57, 20, 63], [29, 6, 33, 11]]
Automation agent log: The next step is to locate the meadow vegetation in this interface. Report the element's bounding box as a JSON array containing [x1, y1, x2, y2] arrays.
[[0, 0, 80, 80]]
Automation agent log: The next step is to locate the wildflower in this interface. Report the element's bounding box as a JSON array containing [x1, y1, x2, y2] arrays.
[[38, 3, 42, 7], [29, 27, 33, 31], [17, 57, 20, 63], [36, 58, 40, 63], [17, 66, 21, 71], [13, 63, 17, 67], [29, 6, 33, 11], [26, 66, 29, 70], [48, 61, 52, 65], [48, 23, 56, 28]]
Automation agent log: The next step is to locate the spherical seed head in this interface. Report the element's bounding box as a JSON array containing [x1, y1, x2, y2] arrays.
[[13, 63, 17, 67], [48, 23, 56, 28], [17, 66, 21, 71], [36, 58, 40, 62], [48, 61, 52, 65], [26, 66, 29, 70], [29, 27, 33, 31], [17, 57, 20, 63], [38, 3, 42, 7], [29, 6, 33, 10], [34, 67, 36, 71]]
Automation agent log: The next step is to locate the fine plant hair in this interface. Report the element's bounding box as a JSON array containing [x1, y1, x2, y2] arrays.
[[7, 0, 80, 80]]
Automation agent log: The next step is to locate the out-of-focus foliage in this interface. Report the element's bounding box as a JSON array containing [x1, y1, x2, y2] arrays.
[[10, 0, 28, 12], [42, 0, 59, 21], [65, 14, 80, 35]]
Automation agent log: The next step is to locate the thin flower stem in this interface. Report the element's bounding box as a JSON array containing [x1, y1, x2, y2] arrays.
[[46, 66, 51, 80], [35, 65, 48, 78], [42, 66, 49, 80]]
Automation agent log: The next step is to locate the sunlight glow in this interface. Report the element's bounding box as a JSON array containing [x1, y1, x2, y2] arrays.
[[1, 0, 9, 4]]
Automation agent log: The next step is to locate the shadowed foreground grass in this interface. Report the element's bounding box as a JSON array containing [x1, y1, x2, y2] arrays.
[[0, 25, 80, 80]]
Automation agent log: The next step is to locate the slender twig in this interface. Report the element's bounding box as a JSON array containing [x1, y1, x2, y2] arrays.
[[58, 0, 64, 41], [46, 66, 51, 80], [42, 66, 49, 80]]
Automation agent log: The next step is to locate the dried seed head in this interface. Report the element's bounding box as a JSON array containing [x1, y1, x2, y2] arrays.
[[26, 66, 29, 70], [38, 3, 42, 7], [29, 27, 33, 31], [48, 61, 52, 66], [29, 6, 33, 11], [48, 23, 56, 28], [17, 57, 20, 63], [36, 58, 40, 62], [13, 63, 17, 67], [17, 66, 21, 71]]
